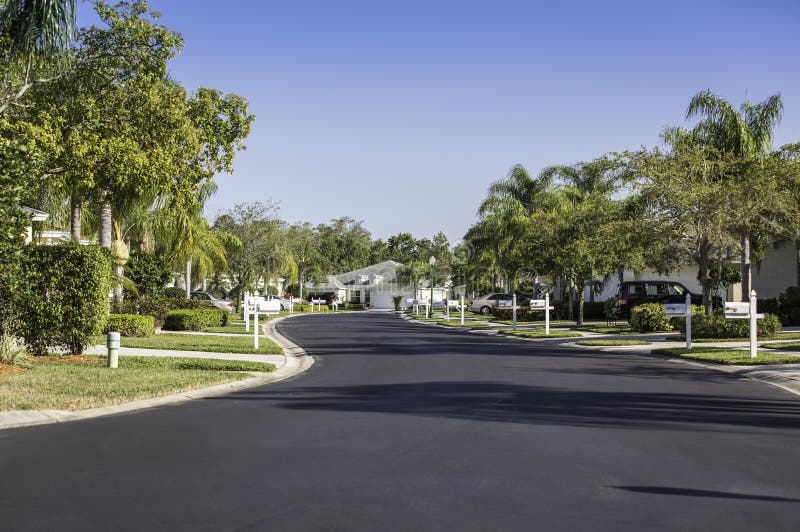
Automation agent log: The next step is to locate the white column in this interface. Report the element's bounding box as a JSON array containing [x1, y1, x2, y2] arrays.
[[254, 311, 259, 350], [750, 289, 757, 359], [685, 292, 692, 351], [460, 295, 465, 326], [512, 293, 517, 330], [545, 292, 550, 336], [244, 291, 250, 332]]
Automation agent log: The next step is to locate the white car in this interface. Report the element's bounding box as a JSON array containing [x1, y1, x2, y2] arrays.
[[190, 291, 233, 311], [468, 293, 514, 315]]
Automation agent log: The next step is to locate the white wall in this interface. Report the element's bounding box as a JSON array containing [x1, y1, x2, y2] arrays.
[[752, 241, 797, 299]]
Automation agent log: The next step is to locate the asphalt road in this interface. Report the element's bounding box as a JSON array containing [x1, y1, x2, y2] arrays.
[[1, 312, 800, 531]]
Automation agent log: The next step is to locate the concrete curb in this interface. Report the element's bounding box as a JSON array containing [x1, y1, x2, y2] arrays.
[[0, 314, 314, 431]]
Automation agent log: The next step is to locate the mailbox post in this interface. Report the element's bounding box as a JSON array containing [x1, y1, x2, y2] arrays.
[[512, 294, 517, 330], [750, 290, 758, 359], [530, 293, 554, 335], [461, 295, 465, 326], [685, 292, 692, 351]]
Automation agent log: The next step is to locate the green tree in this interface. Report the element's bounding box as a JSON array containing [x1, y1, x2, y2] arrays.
[[315, 217, 373, 274]]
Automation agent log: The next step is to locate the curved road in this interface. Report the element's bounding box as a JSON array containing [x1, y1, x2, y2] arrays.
[[1, 313, 800, 531]]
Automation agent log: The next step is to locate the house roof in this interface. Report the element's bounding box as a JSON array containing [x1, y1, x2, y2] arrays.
[[334, 260, 404, 284], [19, 205, 48, 222]]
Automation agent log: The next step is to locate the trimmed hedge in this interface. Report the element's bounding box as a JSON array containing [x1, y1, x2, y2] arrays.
[[676, 313, 781, 338], [629, 303, 673, 332], [493, 308, 531, 320], [18, 245, 112, 355], [118, 295, 217, 328], [778, 287, 800, 326], [163, 308, 225, 331], [104, 314, 155, 337], [163, 287, 186, 298]]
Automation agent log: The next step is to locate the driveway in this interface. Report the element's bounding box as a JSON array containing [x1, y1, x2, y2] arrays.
[[1, 312, 799, 531]]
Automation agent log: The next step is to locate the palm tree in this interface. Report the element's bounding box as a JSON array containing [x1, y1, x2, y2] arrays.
[[686, 90, 783, 300], [1, 0, 75, 56]]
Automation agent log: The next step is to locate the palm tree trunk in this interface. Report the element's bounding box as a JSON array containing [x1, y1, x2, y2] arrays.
[[740, 233, 751, 301], [98, 201, 112, 249], [114, 265, 124, 311], [299, 271, 304, 301], [185, 260, 192, 299], [577, 281, 586, 325], [70, 195, 82, 243]]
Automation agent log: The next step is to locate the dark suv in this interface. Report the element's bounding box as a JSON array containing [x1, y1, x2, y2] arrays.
[[616, 281, 702, 319]]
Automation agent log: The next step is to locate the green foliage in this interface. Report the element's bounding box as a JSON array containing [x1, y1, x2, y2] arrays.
[[629, 303, 673, 332], [104, 314, 154, 337], [392, 295, 403, 311], [162, 308, 225, 331], [17, 245, 112, 355], [0, 330, 32, 367], [163, 287, 186, 298], [493, 308, 530, 320], [668, 304, 705, 330], [124, 249, 170, 296], [117, 295, 215, 327], [676, 313, 781, 338], [778, 286, 800, 326]]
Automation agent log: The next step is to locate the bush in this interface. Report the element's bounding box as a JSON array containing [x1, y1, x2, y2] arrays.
[[163, 287, 186, 298], [125, 249, 171, 296], [18, 245, 112, 355], [629, 303, 673, 332], [668, 304, 706, 330], [104, 314, 155, 337], [117, 295, 216, 328], [676, 313, 782, 338], [493, 308, 530, 320], [163, 308, 225, 331], [393, 295, 403, 311]]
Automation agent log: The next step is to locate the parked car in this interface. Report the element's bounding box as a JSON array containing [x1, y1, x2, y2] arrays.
[[190, 291, 233, 312], [615, 281, 702, 319], [469, 293, 514, 315], [265, 294, 292, 310]]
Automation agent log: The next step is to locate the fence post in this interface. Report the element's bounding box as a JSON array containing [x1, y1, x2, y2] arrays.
[[461, 295, 465, 326], [750, 289, 757, 359], [685, 292, 692, 351], [244, 291, 250, 332]]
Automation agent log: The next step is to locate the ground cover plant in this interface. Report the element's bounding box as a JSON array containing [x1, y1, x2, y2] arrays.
[[651, 347, 800, 365], [93, 333, 282, 355], [0, 355, 275, 411], [575, 339, 651, 346]]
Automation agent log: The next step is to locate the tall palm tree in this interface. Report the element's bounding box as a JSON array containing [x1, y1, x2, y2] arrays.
[[1, 0, 75, 56], [686, 90, 783, 299]]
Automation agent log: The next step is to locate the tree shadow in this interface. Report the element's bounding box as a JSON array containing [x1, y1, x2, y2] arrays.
[[220, 381, 800, 432], [612, 486, 800, 502]]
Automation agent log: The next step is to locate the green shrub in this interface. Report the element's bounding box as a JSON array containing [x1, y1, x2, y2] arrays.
[[778, 287, 800, 326], [117, 295, 216, 328], [676, 313, 781, 338], [629, 303, 673, 332], [163, 287, 186, 298], [493, 308, 530, 320], [18, 245, 112, 355], [104, 314, 155, 337], [393, 295, 403, 311], [668, 304, 705, 330], [125, 249, 171, 296], [163, 308, 225, 331]]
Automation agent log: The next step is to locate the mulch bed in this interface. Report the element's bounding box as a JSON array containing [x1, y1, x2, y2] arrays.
[[0, 363, 27, 377]]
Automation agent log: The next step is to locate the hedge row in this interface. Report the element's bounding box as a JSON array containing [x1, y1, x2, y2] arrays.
[[163, 308, 227, 331], [675, 313, 781, 338], [118, 295, 217, 328], [104, 314, 155, 337]]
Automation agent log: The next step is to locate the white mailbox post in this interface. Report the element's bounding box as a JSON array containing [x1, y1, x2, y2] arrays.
[[724, 290, 761, 359], [530, 293, 554, 335], [665, 293, 693, 350], [311, 298, 326, 312], [512, 294, 517, 330], [252, 299, 281, 349]]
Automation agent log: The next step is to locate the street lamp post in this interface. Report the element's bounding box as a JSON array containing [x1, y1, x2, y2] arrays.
[[429, 256, 436, 319]]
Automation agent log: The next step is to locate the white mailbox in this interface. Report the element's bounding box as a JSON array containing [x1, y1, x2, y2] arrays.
[[256, 300, 281, 313], [497, 300, 514, 308], [664, 303, 688, 317], [447, 300, 460, 308], [724, 302, 751, 319], [530, 299, 554, 310]]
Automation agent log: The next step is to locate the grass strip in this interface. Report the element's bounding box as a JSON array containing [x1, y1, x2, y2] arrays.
[[761, 341, 800, 351], [575, 339, 651, 346], [94, 333, 282, 354], [0, 355, 275, 411], [572, 325, 639, 335], [500, 329, 582, 339], [651, 347, 800, 365]]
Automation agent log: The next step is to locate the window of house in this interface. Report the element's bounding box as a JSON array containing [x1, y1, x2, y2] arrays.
[[365, 290, 371, 306], [351, 290, 361, 304]]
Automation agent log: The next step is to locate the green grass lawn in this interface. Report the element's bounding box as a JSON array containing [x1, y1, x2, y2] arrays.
[[206, 323, 249, 334], [93, 333, 282, 354], [490, 318, 573, 326], [0, 355, 275, 411], [499, 329, 583, 339], [572, 325, 639, 335], [673, 332, 800, 343], [761, 341, 800, 351], [575, 339, 651, 346], [651, 347, 800, 365]]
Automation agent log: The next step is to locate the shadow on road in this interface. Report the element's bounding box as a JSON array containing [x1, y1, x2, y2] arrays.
[[612, 486, 800, 502]]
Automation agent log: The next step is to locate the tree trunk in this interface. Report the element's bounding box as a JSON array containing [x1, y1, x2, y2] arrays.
[[299, 271, 304, 301], [740, 233, 751, 302], [70, 195, 82, 243], [699, 242, 713, 316], [98, 201, 112, 249], [568, 277, 575, 321], [185, 260, 192, 299], [114, 265, 124, 311], [577, 282, 586, 325]]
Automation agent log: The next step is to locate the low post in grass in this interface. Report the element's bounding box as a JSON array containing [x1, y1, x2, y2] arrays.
[[107, 331, 120, 369], [244, 291, 250, 332], [461, 295, 465, 326], [512, 293, 517, 330], [545, 293, 550, 335], [750, 290, 758, 359], [254, 309, 259, 349], [685, 292, 692, 351]]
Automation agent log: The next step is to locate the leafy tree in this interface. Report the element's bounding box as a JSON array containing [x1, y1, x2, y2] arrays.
[[315, 217, 372, 274], [287, 222, 322, 301]]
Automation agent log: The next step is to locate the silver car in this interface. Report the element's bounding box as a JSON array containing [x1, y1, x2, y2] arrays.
[[468, 293, 513, 315], [190, 291, 233, 312]]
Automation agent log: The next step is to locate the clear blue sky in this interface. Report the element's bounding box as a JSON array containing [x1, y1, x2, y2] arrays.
[[78, 0, 800, 244]]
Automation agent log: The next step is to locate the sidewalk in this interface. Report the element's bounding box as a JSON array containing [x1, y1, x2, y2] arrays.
[[0, 316, 314, 430]]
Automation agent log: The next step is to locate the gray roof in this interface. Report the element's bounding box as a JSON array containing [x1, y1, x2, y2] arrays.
[[334, 260, 404, 284]]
